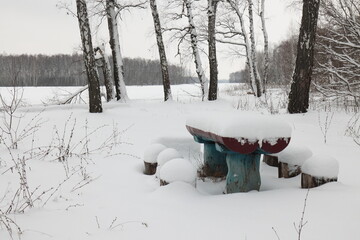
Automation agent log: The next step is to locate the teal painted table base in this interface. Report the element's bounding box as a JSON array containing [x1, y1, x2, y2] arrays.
[[203, 142, 228, 177], [194, 136, 261, 193], [225, 152, 261, 193]]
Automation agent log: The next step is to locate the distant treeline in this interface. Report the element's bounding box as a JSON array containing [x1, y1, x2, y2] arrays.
[[0, 54, 190, 86], [229, 35, 297, 85]]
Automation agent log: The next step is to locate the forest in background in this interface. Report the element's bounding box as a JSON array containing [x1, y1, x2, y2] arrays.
[[0, 54, 190, 86]]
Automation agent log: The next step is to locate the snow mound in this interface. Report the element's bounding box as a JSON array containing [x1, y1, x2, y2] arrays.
[[159, 158, 197, 184], [156, 148, 182, 167], [277, 144, 313, 166], [143, 143, 167, 163], [302, 155, 339, 178], [186, 111, 291, 142]]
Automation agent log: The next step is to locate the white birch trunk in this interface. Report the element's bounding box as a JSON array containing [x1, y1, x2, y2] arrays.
[[247, 0, 263, 97], [95, 45, 115, 102], [227, 0, 257, 94], [106, 0, 128, 101], [260, 0, 269, 94], [184, 0, 208, 101]]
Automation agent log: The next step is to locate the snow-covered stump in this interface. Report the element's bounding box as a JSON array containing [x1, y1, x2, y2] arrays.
[[143, 143, 166, 175], [155, 148, 182, 177], [194, 136, 227, 178], [156, 148, 182, 168], [263, 154, 278, 167], [277, 145, 312, 178], [301, 155, 339, 188], [159, 158, 197, 186]]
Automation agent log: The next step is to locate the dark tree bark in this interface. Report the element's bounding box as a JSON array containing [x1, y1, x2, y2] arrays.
[[288, 0, 320, 113], [150, 0, 172, 101], [207, 0, 219, 101], [76, 0, 102, 113]]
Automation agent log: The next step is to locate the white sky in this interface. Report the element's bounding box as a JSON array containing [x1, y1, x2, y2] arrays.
[[0, 0, 300, 79]]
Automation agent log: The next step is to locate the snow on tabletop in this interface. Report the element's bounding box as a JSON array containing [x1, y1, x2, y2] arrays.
[[143, 143, 167, 163], [186, 111, 292, 142], [156, 148, 182, 166], [302, 155, 339, 178], [277, 144, 313, 166], [159, 158, 197, 184]]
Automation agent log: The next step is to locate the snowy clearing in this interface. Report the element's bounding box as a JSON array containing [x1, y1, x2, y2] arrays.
[[0, 84, 359, 240]]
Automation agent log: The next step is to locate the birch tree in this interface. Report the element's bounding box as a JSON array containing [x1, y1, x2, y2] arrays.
[[207, 0, 219, 101], [185, 0, 208, 101], [222, 0, 268, 97], [150, 0, 172, 101], [259, 0, 269, 93], [288, 0, 321, 113], [106, 0, 128, 101], [314, 0, 360, 106], [163, 0, 208, 100], [94, 45, 114, 102], [246, 0, 262, 96], [76, 0, 103, 113]]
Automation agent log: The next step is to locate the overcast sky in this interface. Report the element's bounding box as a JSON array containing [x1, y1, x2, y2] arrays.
[[0, 0, 300, 79]]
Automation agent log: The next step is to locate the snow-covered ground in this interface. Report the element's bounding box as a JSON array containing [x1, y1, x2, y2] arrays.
[[0, 84, 359, 240]]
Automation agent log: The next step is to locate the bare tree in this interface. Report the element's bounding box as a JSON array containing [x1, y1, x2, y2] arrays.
[[185, 0, 208, 101], [150, 0, 173, 101], [314, 0, 360, 106], [247, 0, 263, 96], [288, 0, 321, 113], [105, 0, 128, 101], [162, 0, 208, 100], [207, 0, 220, 101], [259, 0, 269, 93], [222, 0, 267, 97], [76, 0, 103, 113], [95, 45, 114, 102]]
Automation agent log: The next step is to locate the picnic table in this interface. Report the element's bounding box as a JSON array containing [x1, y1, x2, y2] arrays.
[[186, 112, 292, 193]]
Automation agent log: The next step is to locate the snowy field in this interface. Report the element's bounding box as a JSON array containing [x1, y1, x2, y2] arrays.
[[0, 84, 360, 240]]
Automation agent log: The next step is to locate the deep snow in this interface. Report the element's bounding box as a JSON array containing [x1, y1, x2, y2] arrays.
[[0, 84, 359, 240]]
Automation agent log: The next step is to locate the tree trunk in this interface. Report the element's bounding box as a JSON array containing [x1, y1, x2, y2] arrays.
[[226, 0, 256, 95], [184, 0, 208, 101], [106, 0, 128, 101], [149, 0, 172, 101], [207, 0, 219, 101], [247, 0, 262, 97], [288, 0, 320, 113], [76, 0, 102, 113], [95, 45, 114, 102], [260, 0, 269, 93]]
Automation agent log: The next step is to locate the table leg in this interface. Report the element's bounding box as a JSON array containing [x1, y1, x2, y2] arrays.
[[226, 153, 261, 193], [203, 142, 228, 177]]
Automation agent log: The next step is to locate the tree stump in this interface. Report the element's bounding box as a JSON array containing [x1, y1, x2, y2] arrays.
[[144, 162, 157, 175], [301, 173, 337, 188], [263, 155, 278, 167], [278, 162, 301, 178]]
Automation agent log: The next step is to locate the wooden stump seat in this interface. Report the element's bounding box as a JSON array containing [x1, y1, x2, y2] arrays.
[[301, 155, 339, 188]]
